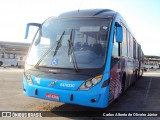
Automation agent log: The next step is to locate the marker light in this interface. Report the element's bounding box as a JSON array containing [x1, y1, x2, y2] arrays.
[[79, 75, 103, 90]]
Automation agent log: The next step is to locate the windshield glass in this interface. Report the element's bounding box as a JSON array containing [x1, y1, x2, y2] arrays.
[[26, 17, 111, 69]]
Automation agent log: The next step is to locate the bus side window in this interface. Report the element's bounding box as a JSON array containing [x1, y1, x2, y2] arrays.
[[112, 31, 119, 58], [133, 39, 137, 59], [121, 25, 127, 57], [129, 33, 133, 58], [111, 29, 119, 67]]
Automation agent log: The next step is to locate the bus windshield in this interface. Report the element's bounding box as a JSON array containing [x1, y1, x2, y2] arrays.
[[26, 17, 111, 69]]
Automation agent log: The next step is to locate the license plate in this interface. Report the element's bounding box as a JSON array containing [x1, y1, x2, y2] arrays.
[[46, 93, 59, 100]]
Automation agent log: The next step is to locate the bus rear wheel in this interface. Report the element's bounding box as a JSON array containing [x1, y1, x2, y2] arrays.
[[0, 61, 3, 66], [121, 73, 126, 94]]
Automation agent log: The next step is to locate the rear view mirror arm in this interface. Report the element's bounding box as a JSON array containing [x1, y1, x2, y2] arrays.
[[25, 23, 41, 39]]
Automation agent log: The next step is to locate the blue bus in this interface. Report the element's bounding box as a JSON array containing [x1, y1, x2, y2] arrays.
[[23, 9, 144, 108]]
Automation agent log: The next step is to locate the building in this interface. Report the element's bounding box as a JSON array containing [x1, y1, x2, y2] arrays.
[[144, 55, 160, 70], [0, 41, 30, 67]]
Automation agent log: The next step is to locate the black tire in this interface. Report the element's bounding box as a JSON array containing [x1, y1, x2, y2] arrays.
[[141, 69, 144, 77], [134, 69, 139, 83], [121, 72, 126, 94], [135, 70, 138, 80], [0, 61, 3, 66]]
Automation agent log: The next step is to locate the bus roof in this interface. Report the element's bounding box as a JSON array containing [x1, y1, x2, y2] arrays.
[[58, 9, 116, 18], [58, 9, 134, 39]]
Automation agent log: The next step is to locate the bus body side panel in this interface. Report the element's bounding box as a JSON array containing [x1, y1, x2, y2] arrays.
[[104, 16, 122, 103], [106, 15, 136, 103], [120, 57, 134, 90], [109, 63, 121, 101], [109, 57, 131, 102]]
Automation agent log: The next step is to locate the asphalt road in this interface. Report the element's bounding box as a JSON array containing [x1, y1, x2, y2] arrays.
[[0, 67, 160, 120]]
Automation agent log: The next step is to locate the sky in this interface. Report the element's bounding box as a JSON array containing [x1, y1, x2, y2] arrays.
[[0, 0, 160, 56]]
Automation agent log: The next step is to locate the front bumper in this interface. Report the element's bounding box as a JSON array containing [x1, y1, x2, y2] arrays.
[[23, 76, 110, 108]]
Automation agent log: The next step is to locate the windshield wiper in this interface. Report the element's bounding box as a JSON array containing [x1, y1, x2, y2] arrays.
[[53, 31, 65, 57], [35, 31, 65, 68], [68, 29, 79, 72]]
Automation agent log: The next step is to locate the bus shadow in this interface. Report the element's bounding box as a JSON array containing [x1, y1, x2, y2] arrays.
[[51, 103, 108, 118], [51, 103, 108, 111]]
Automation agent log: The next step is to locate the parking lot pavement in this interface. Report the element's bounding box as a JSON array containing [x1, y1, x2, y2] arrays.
[[0, 67, 24, 72], [0, 68, 160, 119], [0, 67, 63, 111], [143, 69, 160, 76]]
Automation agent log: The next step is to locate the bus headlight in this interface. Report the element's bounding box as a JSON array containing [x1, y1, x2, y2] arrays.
[[85, 80, 93, 88], [91, 78, 99, 84], [79, 75, 102, 90], [24, 71, 33, 84]]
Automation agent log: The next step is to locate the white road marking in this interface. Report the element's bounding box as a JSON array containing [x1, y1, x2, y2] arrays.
[[144, 77, 152, 106]]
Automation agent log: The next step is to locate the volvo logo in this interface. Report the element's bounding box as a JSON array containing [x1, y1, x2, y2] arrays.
[[48, 82, 55, 86], [48, 80, 57, 87]]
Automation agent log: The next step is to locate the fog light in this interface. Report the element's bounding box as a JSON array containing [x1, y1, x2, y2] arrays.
[[91, 99, 96, 103]]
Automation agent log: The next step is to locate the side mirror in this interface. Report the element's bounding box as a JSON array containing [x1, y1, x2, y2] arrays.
[[25, 23, 41, 39], [116, 25, 123, 43]]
